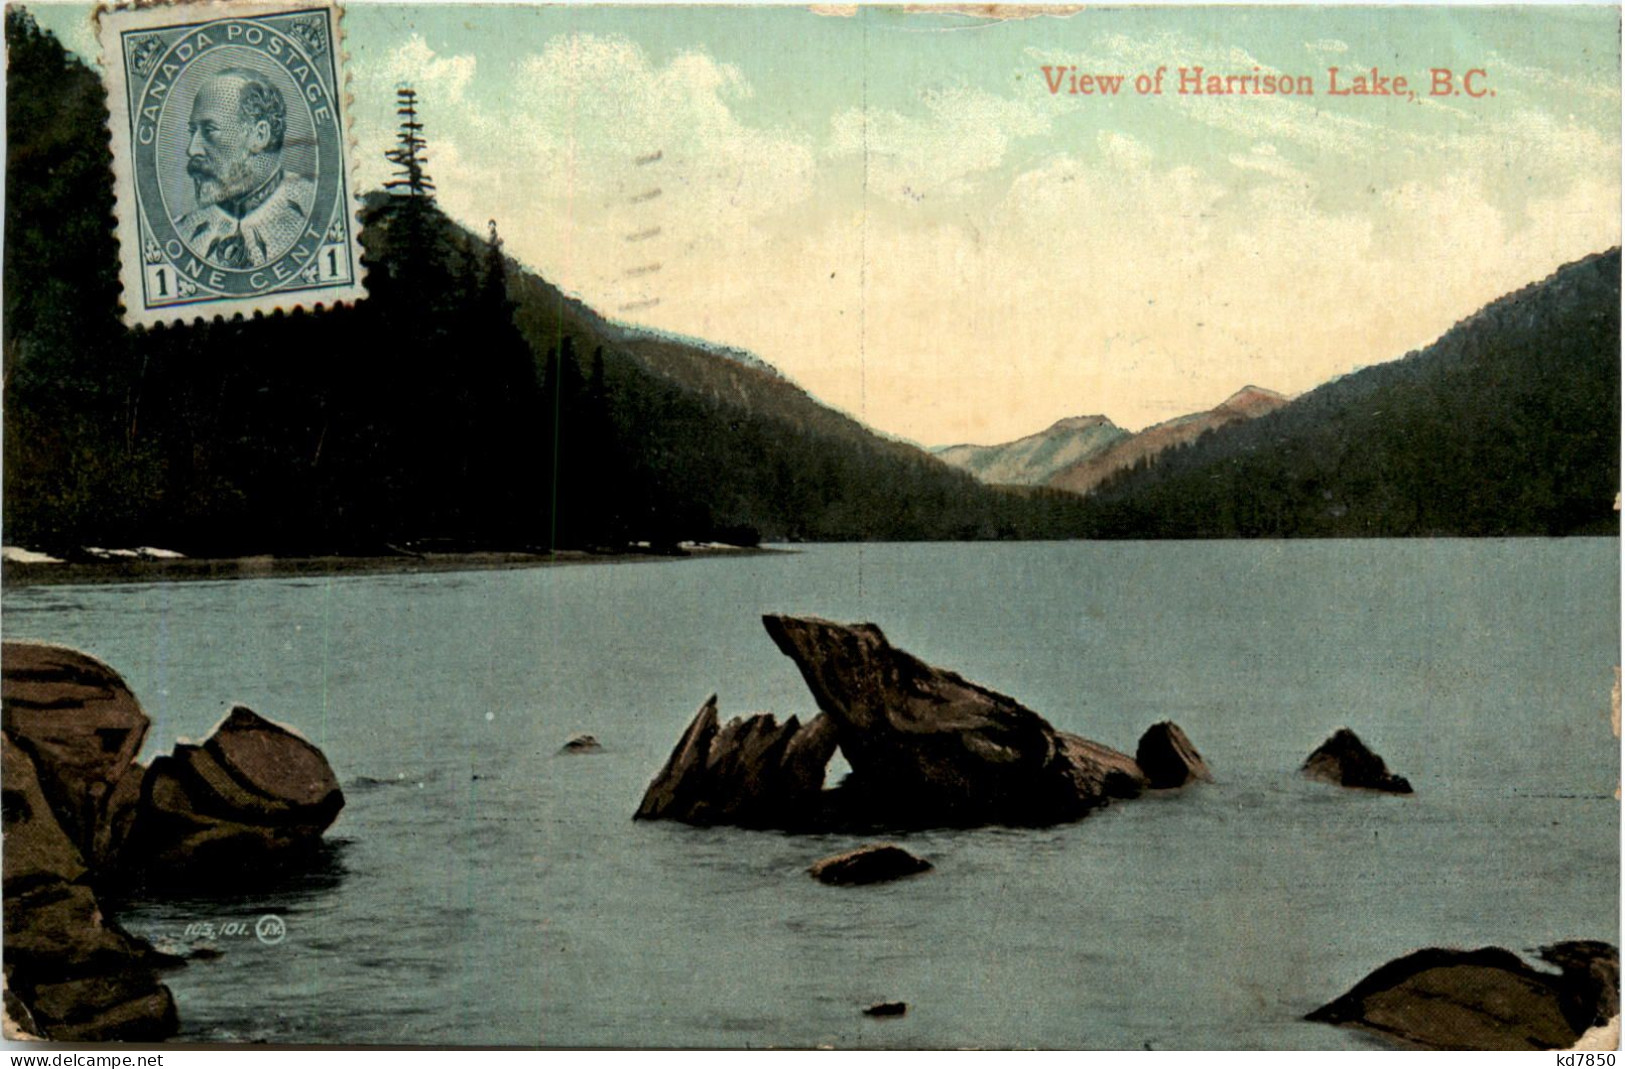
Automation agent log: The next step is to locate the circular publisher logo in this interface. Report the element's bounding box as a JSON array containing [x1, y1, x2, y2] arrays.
[[255, 914, 287, 945]]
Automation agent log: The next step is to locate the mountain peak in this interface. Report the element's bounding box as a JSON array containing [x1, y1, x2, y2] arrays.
[[1215, 385, 1289, 416], [933, 414, 1129, 486], [1045, 414, 1118, 434]]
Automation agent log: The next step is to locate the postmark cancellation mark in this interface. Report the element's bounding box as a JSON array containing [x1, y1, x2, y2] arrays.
[[99, 0, 365, 326]]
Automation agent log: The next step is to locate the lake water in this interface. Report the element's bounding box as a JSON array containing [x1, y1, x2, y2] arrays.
[[3, 540, 1618, 1049]]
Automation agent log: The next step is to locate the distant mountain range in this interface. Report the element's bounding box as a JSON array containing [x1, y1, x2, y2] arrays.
[[935, 387, 1290, 492], [932, 415, 1127, 486], [1048, 386, 1289, 495]]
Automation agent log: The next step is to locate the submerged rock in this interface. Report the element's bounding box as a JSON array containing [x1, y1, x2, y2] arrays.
[[808, 844, 932, 886], [126, 706, 344, 883], [559, 734, 603, 754], [1307, 942, 1620, 1050], [1302, 728, 1412, 794], [1136, 721, 1212, 789]]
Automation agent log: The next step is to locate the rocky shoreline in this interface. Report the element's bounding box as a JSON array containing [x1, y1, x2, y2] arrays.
[[2, 641, 344, 1040], [2, 545, 773, 589]]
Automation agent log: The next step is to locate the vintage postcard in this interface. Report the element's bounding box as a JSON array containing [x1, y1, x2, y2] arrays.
[[1, 0, 1619, 1053]]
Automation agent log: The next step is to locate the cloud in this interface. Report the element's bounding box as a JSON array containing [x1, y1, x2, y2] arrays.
[[350, 32, 816, 316], [827, 85, 1051, 203]]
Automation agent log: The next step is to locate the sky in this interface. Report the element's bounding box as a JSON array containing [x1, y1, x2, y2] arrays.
[[30, 2, 1623, 445]]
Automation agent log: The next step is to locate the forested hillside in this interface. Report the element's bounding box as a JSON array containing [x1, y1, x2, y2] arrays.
[[1074, 251, 1621, 538]]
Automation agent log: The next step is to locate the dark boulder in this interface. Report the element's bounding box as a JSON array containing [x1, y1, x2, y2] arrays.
[[762, 614, 1130, 828], [123, 706, 344, 883], [635, 697, 838, 828], [1307, 942, 1619, 1049], [1135, 721, 1212, 789], [808, 843, 932, 886], [1303, 728, 1412, 793]]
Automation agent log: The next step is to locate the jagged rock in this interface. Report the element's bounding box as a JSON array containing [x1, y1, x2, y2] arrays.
[[1, 736, 177, 1042], [1136, 721, 1212, 789], [634, 697, 837, 828], [1, 642, 149, 862], [559, 734, 602, 754], [863, 1001, 908, 1017], [1307, 943, 1620, 1050], [808, 844, 932, 886], [123, 706, 344, 883], [762, 614, 1124, 827], [1303, 728, 1412, 793]]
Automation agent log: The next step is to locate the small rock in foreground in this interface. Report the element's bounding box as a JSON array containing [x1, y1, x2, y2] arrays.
[[1302, 728, 1412, 794], [808, 843, 931, 886], [863, 1001, 908, 1018]]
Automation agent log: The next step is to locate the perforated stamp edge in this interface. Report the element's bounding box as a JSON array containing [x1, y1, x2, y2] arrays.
[[96, 0, 367, 328]]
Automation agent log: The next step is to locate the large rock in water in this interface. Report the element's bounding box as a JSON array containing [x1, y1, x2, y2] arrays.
[[1307, 942, 1620, 1049], [761, 614, 1138, 828], [635, 616, 1174, 830], [634, 696, 838, 828], [1, 642, 149, 867], [1136, 721, 1212, 789], [1302, 728, 1413, 793], [125, 706, 345, 883]]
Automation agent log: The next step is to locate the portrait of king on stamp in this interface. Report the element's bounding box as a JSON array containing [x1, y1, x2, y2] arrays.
[[99, 0, 365, 326]]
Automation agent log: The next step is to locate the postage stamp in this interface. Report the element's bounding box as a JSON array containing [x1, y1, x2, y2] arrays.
[[98, 0, 364, 326]]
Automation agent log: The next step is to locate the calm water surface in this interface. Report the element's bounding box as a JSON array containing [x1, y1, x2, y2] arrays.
[[3, 540, 1617, 1048]]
